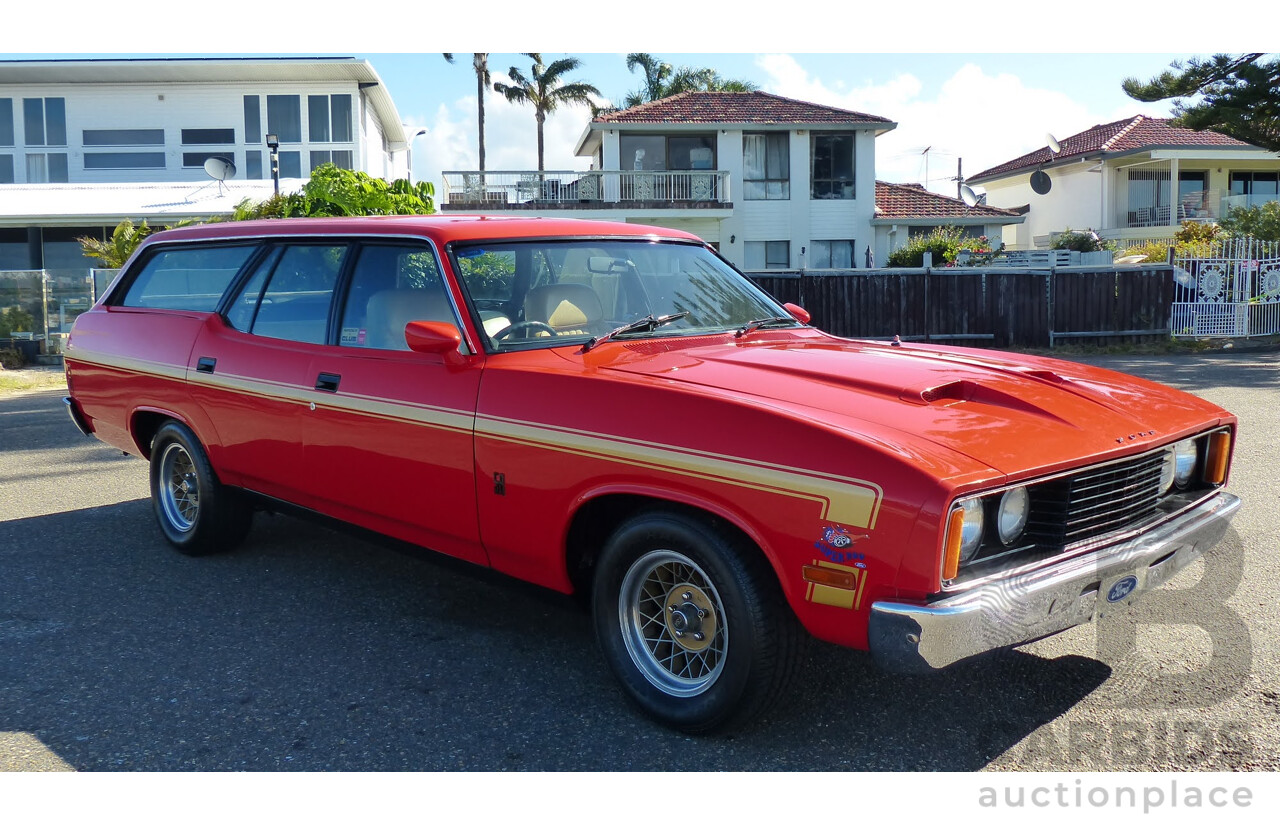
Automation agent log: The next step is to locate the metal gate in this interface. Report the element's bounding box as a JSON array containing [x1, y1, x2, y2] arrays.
[[1171, 238, 1280, 338]]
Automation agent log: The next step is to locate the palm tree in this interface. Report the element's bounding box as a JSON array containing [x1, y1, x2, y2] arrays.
[[493, 54, 600, 172], [622, 53, 758, 108], [443, 53, 490, 172]]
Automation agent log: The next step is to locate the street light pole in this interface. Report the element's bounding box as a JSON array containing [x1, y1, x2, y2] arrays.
[[265, 133, 280, 196], [405, 127, 428, 184]]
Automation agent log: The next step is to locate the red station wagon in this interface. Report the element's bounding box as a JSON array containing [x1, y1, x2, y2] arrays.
[[63, 216, 1241, 732]]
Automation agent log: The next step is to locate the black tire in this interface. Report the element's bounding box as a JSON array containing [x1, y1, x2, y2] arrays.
[[592, 509, 802, 733], [149, 420, 253, 556]]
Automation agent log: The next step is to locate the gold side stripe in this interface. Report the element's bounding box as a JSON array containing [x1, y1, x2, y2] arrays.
[[67, 350, 187, 383], [71, 350, 882, 529], [476, 415, 882, 529]]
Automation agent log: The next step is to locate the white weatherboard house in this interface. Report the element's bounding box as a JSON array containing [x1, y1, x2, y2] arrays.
[[442, 91, 898, 272], [968, 115, 1280, 249], [0, 57, 413, 279]]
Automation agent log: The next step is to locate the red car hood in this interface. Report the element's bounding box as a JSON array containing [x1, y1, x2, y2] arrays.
[[586, 333, 1230, 480]]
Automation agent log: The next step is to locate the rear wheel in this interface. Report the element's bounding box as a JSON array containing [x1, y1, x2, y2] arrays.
[[149, 421, 252, 555], [592, 510, 800, 733]]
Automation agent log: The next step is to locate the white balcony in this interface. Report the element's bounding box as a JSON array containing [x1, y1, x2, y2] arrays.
[[441, 170, 732, 210]]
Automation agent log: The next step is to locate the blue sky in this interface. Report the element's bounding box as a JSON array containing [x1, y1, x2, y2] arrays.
[[4, 3, 1239, 198]]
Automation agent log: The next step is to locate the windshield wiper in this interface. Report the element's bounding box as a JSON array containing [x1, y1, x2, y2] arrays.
[[582, 311, 690, 352], [734, 316, 798, 337]]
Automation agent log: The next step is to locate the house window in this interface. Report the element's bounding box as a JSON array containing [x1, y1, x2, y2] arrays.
[[1230, 171, 1279, 199], [1, 100, 17, 146], [181, 128, 235, 145], [245, 150, 263, 180], [745, 240, 790, 270], [24, 98, 66, 147], [266, 95, 302, 143], [810, 240, 854, 268], [1179, 171, 1209, 216], [743, 132, 789, 200], [619, 133, 715, 171], [308, 94, 352, 143], [244, 96, 261, 144], [310, 150, 353, 171], [26, 152, 68, 182], [182, 152, 234, 169], [0, 155, 13, 184], [83, 129, 164, 146], [278, 151, 301, 178], [811, 132, 855, 199], [85, 152, 167, 170]]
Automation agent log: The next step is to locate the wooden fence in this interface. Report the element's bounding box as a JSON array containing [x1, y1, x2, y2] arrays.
[[747, 264, 1174, 349]]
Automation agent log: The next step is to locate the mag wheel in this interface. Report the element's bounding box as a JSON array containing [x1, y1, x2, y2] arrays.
[[149, 421, 252, 556], [593, 510, 800, 733]]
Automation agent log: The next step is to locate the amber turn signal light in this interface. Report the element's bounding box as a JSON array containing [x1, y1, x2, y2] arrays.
[[942, 506, 966, 581], [802, 564, 857, 590], [1205, 431, 1231, 485]]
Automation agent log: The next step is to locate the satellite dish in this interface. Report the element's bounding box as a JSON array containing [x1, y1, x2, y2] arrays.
[[1030, 169, 1052, 195], [959, 184, 987, 208], [1046, 133, 1061, 154], [203, 156, 236, 182]]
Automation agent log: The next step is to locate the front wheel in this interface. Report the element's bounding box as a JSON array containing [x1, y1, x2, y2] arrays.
[[149, 421, 253, 556], [592, 510, 801, 733]]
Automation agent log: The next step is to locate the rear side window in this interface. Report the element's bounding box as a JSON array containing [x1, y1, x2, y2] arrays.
[[120, 245, 257, 310], [228, 244, 348, 344]]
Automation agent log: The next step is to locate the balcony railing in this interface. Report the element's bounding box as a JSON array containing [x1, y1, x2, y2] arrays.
[[441, 170, 732, 209], [1118, 188, 1280, 229]]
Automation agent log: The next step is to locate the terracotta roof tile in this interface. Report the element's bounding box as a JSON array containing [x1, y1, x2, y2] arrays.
[[595, 91, 893, 126], [969, 116, 1259, 182], [874, 180, 1022, 220]]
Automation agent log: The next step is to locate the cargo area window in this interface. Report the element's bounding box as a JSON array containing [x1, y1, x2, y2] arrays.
[[118, 244, 258, 311]]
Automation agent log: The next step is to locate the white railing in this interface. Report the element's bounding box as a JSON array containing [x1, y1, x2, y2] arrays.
[[442, 170, 732, 207]]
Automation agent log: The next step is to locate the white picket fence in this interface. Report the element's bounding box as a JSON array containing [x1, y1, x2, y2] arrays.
[[1171, 238, 1280, 338]]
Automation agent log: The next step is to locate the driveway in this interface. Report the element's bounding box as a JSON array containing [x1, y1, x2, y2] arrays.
[[1, 350, 1277, 771]]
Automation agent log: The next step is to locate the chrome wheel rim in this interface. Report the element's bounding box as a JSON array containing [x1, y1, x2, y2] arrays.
[[158, 442, 199, 532], [618, 549, 728, 697]]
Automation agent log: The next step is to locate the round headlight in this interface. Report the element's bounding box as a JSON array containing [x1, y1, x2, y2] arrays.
[[997, 486, 1030, 545], [958, 498, 984, 562], [1173, 439, 1197, 488]]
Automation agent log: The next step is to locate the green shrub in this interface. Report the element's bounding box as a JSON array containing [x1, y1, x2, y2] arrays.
[[0, 347, 26, 370], [1051, 230, 1115, 252], [1218, 200, 1280, 242], [886, 226, 998, 268]]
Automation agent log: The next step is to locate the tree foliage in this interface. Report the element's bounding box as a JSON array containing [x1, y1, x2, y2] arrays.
[[493, 54, 601, 171], [621, 53, 759, 109], [0, 306, 35, 337], [1218, 200, 1280, 242], [1122, 53, 1280, 151], [77, 219, 156, 269], [232, 164, 436, 219]]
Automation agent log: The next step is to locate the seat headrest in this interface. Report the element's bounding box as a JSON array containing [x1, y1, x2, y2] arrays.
[[524, 283, 603, 330], [365, 288, 454, 350]]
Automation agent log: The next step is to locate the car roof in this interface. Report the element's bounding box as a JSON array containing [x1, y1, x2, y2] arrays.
[[140, 215, 705, 247]]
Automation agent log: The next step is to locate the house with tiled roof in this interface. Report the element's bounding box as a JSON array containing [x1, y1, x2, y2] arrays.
[[871, 181, 1023, 262], [442, 90, 897, 271], [968, 115, 1280, 249]]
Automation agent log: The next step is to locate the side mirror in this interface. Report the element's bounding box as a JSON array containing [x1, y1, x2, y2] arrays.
[[783, 302, 811, 325], [405, 321, 463, 360]]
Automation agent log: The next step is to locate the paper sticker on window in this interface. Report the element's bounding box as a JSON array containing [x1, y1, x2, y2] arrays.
[[340, 326, 361, 345]]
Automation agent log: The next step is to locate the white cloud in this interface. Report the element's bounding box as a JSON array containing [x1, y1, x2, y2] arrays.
[[412, 88, 598, 198], [755, 55, 1172, 195]]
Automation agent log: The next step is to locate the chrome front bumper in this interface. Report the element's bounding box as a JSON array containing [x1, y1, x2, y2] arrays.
[[868, 492, 1242, 673]]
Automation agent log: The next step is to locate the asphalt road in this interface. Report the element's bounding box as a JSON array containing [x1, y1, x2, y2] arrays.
[[1, 350, 1277, 772]]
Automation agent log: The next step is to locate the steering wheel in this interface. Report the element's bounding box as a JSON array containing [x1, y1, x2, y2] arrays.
[[492, 320, 558, 342]]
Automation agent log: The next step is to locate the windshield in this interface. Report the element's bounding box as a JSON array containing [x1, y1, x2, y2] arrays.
[[449, 239, 793, 352]]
